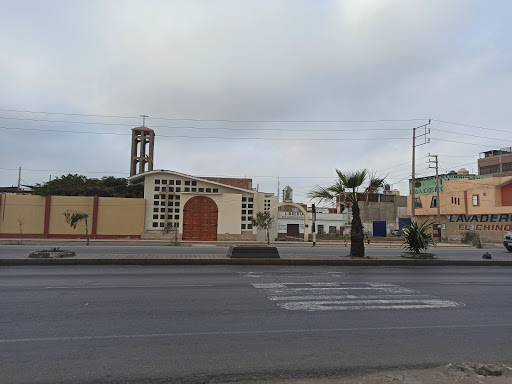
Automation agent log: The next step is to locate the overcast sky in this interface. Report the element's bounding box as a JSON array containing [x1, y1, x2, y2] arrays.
[[1, 0, 510, 206]]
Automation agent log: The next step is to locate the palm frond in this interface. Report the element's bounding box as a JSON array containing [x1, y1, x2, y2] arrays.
[[307, 186, 335, 204], [344, 169, 368, 190], [366, 174, 386, 194]]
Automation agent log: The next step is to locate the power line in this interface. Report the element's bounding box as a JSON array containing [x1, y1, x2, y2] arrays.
[[2, 107, 511, 133], [0, 107, 429, 124], [0, 166, 437, 183], [432, 128, 512, 144], [0, 108, 138, 119], [0, 116, 416, 132], [0, 167, 127, 174], [433, 119, 512, 134], [0, 126, 411, 141], [430, 138, 496, 147], [436, 154, 476, 158], [375, 161, 412, 172]]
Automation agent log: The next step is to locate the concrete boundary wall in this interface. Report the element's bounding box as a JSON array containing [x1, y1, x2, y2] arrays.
[[0, 194, 145, 239]]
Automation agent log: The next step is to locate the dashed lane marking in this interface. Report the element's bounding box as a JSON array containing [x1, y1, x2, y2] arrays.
[[44, 284, 214, 289], [2, 323, 509, 343]]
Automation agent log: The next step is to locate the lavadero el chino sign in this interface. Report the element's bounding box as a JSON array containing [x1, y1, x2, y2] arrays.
[[450, 214, 512, 232], [409, 174, 492, 195]]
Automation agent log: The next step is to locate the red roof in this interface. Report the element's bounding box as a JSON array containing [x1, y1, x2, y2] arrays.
[[202, 177, 252, 190], [132, 126, 155, 132]]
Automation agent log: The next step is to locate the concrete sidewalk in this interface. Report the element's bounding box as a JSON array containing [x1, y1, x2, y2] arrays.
[[0, 238, 483, 247], [1, 250, 511, 266], [1, 238, 509, 266]]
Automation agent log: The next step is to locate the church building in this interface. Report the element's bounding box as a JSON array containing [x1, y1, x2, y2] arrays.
[[128, 125, 277, 241]]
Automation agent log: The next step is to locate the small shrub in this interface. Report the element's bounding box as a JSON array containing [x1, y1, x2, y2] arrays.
[[461, 230, 482, 248], [40, 247, 62, 252], [63, 210, 90, 246], [163, 224, 179, 246], [402, 220, 435, 254], [7, 240, 24, 245]]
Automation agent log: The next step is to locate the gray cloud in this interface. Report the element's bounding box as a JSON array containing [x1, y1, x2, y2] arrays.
[[0, 0, 510, 202]]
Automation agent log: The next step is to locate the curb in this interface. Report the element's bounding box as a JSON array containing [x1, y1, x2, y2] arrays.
[[1, 258, 512, 266]]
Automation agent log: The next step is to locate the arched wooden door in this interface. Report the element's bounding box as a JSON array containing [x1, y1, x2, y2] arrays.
[[182, 196, 218, 241]]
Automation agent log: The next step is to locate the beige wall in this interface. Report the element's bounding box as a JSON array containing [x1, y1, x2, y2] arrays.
[[49, 196, 94, 235], [0, 194, 45, 235], [96, 197, 145, 235], [0, 194, 145, 238]]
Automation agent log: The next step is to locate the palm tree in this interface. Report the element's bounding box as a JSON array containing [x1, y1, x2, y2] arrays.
[[308, 169, 385, 257]]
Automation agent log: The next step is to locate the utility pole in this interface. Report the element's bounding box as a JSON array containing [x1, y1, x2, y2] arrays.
[[411, 120, 431, 220], [277, 176, 280, 203], [312, 203, 317, 246], [140, 114, 149, 127], [428, 153, 442, 242], [17, 166, 21, 192]]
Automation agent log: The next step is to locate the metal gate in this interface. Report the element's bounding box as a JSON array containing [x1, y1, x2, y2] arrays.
[[398, 218, 411, 231], [372, 221, 387, 237], [287, 224, 300, 237]]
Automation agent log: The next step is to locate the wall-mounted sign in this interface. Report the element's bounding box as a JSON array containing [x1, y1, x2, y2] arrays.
[[458, 224, 511, 231], [409, 174, 492, 195], [449, 214, 512, 223], [451, 214, 512, 232]]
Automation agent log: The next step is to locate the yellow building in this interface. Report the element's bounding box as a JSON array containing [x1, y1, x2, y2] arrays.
[[408, 176, 512, 242]]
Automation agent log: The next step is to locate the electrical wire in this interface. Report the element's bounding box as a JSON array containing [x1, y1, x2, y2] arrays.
[[432, 128, 512, 144], [0, 107, 429, 124], [433, 119, 512, 134], [0, 126, 411, 141]]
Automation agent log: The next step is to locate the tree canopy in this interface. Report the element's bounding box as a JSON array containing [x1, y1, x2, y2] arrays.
[[33, 174, 144, 198]]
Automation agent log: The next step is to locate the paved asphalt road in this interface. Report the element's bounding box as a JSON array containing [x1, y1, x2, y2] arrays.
[[1, 265, 511, 383], [0, 242, 510, 259]]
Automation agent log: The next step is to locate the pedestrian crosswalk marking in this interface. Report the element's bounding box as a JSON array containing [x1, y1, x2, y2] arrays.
[[239, 271, 347, 278], [249, 281, 464, 311], [278, 299, 463, 311], [268, 294, 432, 301]]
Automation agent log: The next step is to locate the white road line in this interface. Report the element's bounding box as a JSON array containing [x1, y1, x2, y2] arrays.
[[264, 287, 415, 294], [278, 299, 464, 311], [252, 282, 395, 288], [1, 323, 509, 344], [239, 272, 347, 278], [269, 294, 432, 301], [44, 284, 214, 289], [249, 280, 464, 311]]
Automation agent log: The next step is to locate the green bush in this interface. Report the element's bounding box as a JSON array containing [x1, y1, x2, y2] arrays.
[[39, 247, 62, 252], [402, 220, 435, 254], [461, 230, 482, 248]]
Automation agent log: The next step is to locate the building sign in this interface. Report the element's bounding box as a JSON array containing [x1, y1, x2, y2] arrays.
[[409, 174, 492, 195], [449, 214, 512, 231]]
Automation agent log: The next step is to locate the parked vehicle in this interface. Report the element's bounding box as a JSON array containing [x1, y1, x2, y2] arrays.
[[503, 232, 512, 252]]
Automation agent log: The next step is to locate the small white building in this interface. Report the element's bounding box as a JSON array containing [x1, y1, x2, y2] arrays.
[[277, 206, 351, 238]]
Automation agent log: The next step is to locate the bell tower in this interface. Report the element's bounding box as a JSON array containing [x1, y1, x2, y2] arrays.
[[130, 122, 155, 177]]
